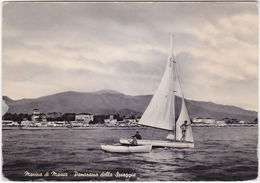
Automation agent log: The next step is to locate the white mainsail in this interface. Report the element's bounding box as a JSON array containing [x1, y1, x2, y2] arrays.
[[139, 35, 177, 131], [139, 34, 194, 143]]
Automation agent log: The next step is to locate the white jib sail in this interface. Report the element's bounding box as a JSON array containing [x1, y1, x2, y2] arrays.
[[175, 98, 194, 142], [139, 34, 176, 131]]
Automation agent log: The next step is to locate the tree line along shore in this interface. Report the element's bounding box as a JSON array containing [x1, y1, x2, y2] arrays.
[[2, 108, 257, 128]]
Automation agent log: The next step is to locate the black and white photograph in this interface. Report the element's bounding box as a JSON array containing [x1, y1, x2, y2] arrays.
[[1, 1, 258, 181]]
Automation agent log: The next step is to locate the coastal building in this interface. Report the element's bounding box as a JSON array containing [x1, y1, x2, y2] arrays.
[[47, 112, 62, 119], [41, 114, 47, 122], [71, 121, 83, 127], [55, 121, 66, 127], [2, 120, 19, 127], [104, 119, 109, 123], [109, 115, 113, 121], [125, 118, 138, 126], [192, 118, 203, 123], [32, 109, 47, 123], [34, 121, 47, 127], [204, 118, 215, 124], [75, 113, 94, 123], [104, 115, 118, 125], [104, 119, 118, 125], [47, 121, 56, 127], [127, 119, 137, 123], [21, 120, 31, 127], [117, 121, 128, 127], [214, 120, 226, 126], [32, 109, 40, 122], [2, 120, 13, 126], [192, 117, 216, 124]]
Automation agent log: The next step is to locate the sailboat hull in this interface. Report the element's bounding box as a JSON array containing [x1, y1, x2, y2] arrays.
[[119, 138, 194, 148], [101, 144, 152, 153]]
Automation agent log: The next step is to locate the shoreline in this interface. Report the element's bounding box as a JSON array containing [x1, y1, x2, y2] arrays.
[[2, 124, 258, 130]]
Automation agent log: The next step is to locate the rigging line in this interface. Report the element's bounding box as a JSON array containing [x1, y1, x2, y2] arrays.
[[172, 61, 177, 139], [175, 61, 185, 99], [173, 64, 181, 141], [173, 62, 183, 140], [175, 61, 193, 122], [139, 125, 146, 135], [152, 127, 156, 140]]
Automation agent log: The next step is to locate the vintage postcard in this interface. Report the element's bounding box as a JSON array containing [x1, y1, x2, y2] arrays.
[[1, 1, 258, 181]]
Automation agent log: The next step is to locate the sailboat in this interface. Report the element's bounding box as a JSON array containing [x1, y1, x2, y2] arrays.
[[120, 34, 194, 148]]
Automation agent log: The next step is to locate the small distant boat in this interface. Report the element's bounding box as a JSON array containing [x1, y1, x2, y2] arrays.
[[120, 34, 195, 148], [101, 144, 152, 153]]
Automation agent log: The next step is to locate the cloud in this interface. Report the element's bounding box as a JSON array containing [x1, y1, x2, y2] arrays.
[[2, 2, 258, 110], [183, 12, 257, 82]]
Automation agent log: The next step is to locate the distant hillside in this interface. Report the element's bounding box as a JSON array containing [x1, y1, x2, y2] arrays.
[[3, 90, 257, 121]]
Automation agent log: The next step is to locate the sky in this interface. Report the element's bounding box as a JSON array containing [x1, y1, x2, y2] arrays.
[[2, 2, 258, 111]]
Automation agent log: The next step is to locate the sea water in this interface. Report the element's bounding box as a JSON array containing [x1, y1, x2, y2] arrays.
[[2, 126, 258, 181]]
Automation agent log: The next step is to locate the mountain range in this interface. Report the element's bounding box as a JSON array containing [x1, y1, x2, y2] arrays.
[[3, 89, 257, 121]]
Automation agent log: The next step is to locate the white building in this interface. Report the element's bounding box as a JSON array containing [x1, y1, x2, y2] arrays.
[[55, 121, 66, 127], [239, 120, 246, 124], [32, 109, 47, 123], [192, 117, 216, 124], [32, 109, 40, 122], [2, 120, 19, 126], [33, 122, 46, 127], [109, 115, 113, 121], [71, 121, 83, 127], [47, 121, 56, 127], [21, 120, 31, 127], [192, 118, 203, 123], [104, 115, 118, 125], [75, 113, 94, 123], [127, 119, 137, 123], [104, 119, 117, 124], [214, 120, 226, 126]]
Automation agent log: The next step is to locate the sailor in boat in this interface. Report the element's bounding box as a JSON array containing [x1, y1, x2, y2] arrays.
[[128, 131, 142, 146], [180, 121, 190, 141], [132, 131, 142, 140], [130, 136, 138, 146]]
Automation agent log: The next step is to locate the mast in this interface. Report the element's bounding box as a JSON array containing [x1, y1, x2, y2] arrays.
[[174, 90, 177, 140], [169, 34, 177, 140], [165, 33, 177, 141]]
